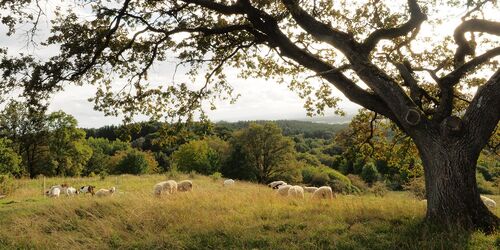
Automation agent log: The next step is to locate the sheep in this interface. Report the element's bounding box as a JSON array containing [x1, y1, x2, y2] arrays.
[[303, 186, 319, 193], [288, 185, 305, 199], [480, 195, 497, 208], [79, 185, 96, 196], [95, 187, 116, 197], [46, 187, 61, 198], [153, 180, 177, 196], [312, 186, 335, 200], [268, 181, 287, 189], [277, 184, 292, 196], [223, 179, 235, 187], [177, 180, 193, 192], [65, 187, 79, 196]]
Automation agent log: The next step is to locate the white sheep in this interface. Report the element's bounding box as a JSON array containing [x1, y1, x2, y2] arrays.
[[480, 195, 497, 208], [268, 181, 287, 189], [277, 184, 292, 196], [95, 187, 116, 197], [65, 187, 79, 196], [153, 180, 178, 196], [79, 185, 96, 196], [312, 186, 335, 199], [46, 187, 61, 198], [223, 179, 235, 187], [177, 180, 193, 192], [303, 186, 319, 193], [288, 185, 305, 199]]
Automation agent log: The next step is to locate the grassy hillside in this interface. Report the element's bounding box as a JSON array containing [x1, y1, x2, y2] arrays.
[[0, 174, 498, 249]]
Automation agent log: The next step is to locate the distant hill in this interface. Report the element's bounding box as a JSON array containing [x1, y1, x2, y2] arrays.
[[84, 120, 349, 141], [216, 120, 348, 140]]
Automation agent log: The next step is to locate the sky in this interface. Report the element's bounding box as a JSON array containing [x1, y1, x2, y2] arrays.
[[1, 1, 497, 128]]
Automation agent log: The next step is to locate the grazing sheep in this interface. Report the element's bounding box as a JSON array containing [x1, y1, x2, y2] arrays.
[[481, 195, 497, 208], [268, 181, 287, 189], [177, 180, 193, 192], [153, 180, 177, 196], [79, 185, 96, 196], [288, 185, 305, 199], [223, 179, 235, 187], [95, 187, 116, 197], [303, 186, 319, 193], [277, 185, 292, 196], [46, 187, 61, 198], [312, 186, 335, 199], [65, 187, 79, 196]]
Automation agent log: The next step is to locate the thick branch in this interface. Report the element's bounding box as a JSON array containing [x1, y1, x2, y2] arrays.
[[362, 0, 426, 54], [462, 69, 500, 155], [454, 19, 500, 66]]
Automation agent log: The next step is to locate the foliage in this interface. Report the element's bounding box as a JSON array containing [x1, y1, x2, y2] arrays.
[[113, 149, 159, 175], [228, 123, 297, 183], [404, 178, 427, 200], [171, 137, 229, 175], [0, 138, 21, 176], [361, 162, 380, 184], [210, 172, 222, 182], [371, 182, 389, 197], [0, 174, 16, 195], [301, 165, 358, 194], [347, 174, 369, 193]]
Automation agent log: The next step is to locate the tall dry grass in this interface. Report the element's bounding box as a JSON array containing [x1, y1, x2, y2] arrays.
[[0, 174, 498, 249]]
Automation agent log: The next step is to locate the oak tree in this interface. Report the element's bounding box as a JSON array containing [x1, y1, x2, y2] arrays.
[[0, 0, 499, 230]]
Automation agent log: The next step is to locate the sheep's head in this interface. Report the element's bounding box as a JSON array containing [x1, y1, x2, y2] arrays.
[[110, 187, 116, 193]]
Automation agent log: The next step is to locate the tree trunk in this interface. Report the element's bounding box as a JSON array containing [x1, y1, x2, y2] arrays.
[[417, 138, 499, 232]]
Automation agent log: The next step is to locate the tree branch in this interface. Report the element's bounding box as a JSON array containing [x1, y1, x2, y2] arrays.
[[362, 0, 426, 54], [462, 68, 500, 155], [454, 19, 500, 67]]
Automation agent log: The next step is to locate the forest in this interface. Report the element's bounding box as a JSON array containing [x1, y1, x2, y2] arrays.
[[1, 100, 498, 199]]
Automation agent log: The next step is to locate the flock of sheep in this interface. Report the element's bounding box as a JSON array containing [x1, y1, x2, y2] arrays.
[[45, 184, 115, 198], [43, 178, 497, 208]]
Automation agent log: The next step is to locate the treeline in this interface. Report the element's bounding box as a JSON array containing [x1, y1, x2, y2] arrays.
[[1, 100, 498, 196]]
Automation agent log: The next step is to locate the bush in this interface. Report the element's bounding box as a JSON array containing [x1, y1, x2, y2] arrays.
[[114, 149, 158, 175], [403, 177, 426, 200], [347, 174, 369, 193], [370, 182, 388, 197], [210, 172, 222, 182], [361, 162, 379, 184], [166, 169, 179, 179], [0, 174, 16, 196]]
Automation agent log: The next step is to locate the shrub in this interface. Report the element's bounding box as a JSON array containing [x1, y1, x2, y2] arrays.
[[370, 182, 388, 197], [113, 149, 158, 175], [311, 172, 330, 187], [166, 169, 179, 179], [347, 174, 369, 193], [0, 174, 16, 196], [210, 172, 222, 182], [361, 162, 379, 184], [403, 177, 426, 200]]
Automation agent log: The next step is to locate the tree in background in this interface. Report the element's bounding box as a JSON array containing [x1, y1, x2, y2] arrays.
[[37, 111, 92, 176], [229, 123, 297, 183], [1, 0, 499, 230], [0, 101, 48, 177], [171, 136, 229, 175], [112, 149, 158, 175], [0, 138, 21, 176], [85, 137, 131, 176]]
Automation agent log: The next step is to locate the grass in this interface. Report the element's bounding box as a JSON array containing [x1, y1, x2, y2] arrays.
[[0, 174, 499, 249]]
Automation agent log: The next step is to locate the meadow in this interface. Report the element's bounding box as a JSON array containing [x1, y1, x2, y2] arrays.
[[0, 174, 498, 250]]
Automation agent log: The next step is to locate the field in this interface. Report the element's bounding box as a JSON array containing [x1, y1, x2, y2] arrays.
[[0, 174, 499, 250]]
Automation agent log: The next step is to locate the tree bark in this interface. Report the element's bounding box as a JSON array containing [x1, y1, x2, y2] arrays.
[[416, 136, 499, 232]]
